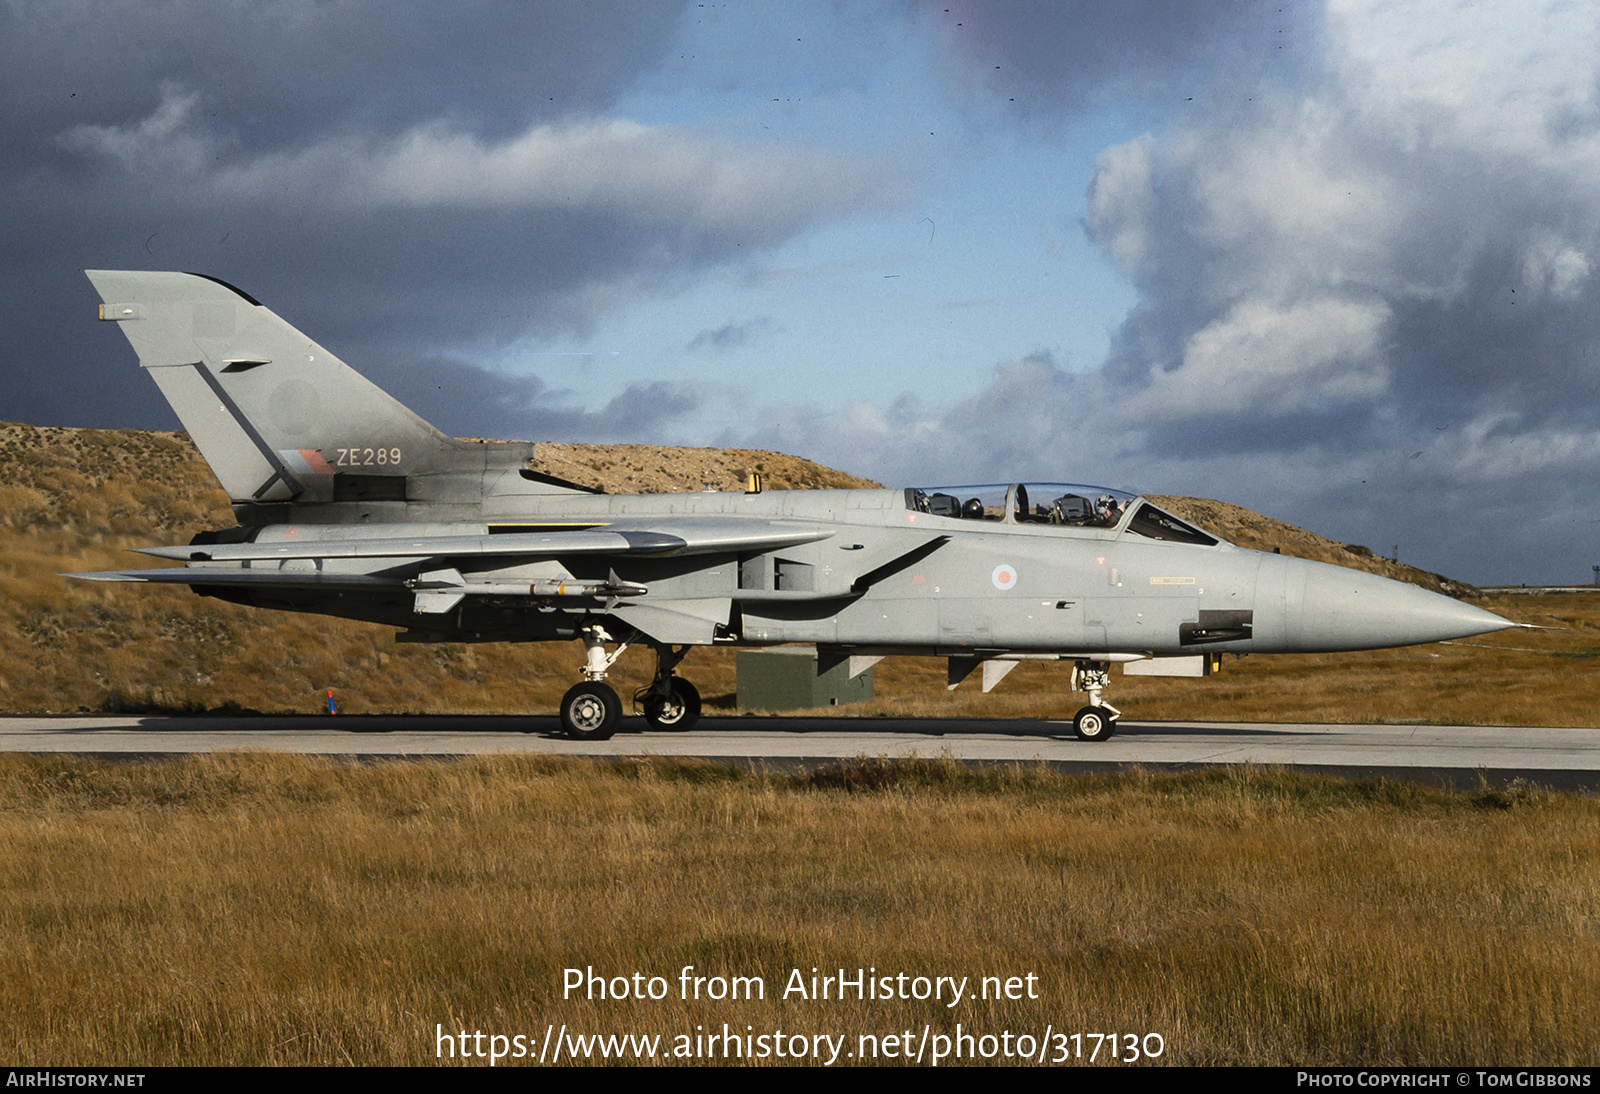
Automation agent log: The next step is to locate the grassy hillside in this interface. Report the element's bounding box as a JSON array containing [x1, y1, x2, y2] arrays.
[[532, 441, 879, 493], [2, 421, 1593, 724], [1147, 494, 1470, 596]]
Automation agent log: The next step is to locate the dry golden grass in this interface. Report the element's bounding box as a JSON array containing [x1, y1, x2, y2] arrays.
[[0, 755, 1594, 1066]]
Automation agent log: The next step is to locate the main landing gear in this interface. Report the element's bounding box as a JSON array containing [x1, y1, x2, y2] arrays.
[[560, 681, 622, 741], [1070, 660, 1121, 743], [557, 625, 631, 740], [641, 677, 701, 731], [556, 625, 702, 740]]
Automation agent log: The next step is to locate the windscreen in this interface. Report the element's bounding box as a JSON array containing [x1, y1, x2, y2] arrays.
[[1125, 502, 1217, 545]]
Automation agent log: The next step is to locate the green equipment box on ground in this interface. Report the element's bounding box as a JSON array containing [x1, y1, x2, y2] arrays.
[[736, 648, 874, 711]]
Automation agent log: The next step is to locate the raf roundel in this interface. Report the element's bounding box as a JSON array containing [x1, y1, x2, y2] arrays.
[[991, 564, 1018, 591]]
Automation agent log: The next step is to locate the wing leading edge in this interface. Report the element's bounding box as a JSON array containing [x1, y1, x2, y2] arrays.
[[78, 519, 833, 569], [64, 518, 837, 620]]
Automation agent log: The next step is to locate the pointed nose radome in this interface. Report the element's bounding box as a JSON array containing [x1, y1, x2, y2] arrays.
[[1280, 558, 1512, 653]]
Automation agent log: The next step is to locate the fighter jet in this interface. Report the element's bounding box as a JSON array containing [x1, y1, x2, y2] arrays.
[[74, 270, 1513, 741]]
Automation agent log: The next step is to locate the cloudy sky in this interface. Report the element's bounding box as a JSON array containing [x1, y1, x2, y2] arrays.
[[5, 0, 1598, 584]]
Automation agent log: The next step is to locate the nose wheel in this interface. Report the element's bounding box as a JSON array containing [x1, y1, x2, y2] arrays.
[[1072, 705, 1117, 742], [1071, 661, 1121, 742]]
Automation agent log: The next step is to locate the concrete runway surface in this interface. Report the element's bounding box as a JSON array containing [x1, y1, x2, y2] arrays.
[[2, 714, 1596, 789]]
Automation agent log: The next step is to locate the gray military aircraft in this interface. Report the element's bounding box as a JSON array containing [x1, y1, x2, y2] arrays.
[[75, 270, 1513, 741]]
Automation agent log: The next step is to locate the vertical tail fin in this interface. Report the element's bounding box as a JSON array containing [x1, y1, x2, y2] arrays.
[[86, 270, 546, 521]]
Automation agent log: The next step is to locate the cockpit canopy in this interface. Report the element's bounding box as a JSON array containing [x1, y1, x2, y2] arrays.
[[905, 483, 1219, 546]]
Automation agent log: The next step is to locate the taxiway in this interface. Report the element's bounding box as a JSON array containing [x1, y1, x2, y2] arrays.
[[1, 715, 1594, 789]]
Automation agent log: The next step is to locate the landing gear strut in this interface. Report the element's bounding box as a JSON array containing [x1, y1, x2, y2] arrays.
[[638, 643, 701, 732], [557, 627, 704, 739], [1071, 660, 1121, 742], [557, 624, 634, 740]]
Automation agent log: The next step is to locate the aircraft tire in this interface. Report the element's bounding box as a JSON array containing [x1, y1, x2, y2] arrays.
[[560, 681, 621, 740], [643, 678, 701, 732], [1072, 705, 1117, 742]]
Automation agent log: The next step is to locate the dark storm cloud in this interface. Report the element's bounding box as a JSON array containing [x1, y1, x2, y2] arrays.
[[686, 317, 775, 353], [0, 0, 680, 155], [1068, 2, 1600, 584], [820, 0, 1600, 584], [376, 355, 701, 444], [743, 354, 1114, 490], [1, 1, 900, 434], [923, 0, 1313, 116], [740, 346, 1596, 585], [1086, 121, 1600, 447]]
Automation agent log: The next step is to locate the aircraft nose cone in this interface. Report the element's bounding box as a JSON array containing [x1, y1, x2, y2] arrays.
[[1289, 560, 1512, 652]]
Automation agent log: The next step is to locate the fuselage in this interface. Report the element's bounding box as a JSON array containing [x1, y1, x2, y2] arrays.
[[211, 482, 1509, 657]]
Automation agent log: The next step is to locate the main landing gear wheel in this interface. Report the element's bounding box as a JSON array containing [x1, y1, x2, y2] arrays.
[[1072, 705, 1118, 742], [643, 677, 701, 732], [560, 681, 621, 741]]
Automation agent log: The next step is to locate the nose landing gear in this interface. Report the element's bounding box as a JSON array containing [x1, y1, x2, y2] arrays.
[[557, 625, 633, 740], [1071, 660, 1121, 742]]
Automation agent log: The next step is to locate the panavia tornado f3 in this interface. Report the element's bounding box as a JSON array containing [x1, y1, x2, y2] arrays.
[[75, 270, 1513, 741]]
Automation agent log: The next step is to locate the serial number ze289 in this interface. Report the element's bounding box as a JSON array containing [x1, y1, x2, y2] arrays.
[[334, 447, 402, 467]]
